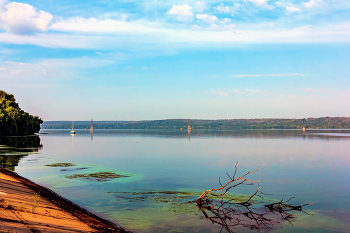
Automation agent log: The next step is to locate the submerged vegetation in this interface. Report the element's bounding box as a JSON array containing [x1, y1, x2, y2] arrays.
[[45, 163, 75, 167], [195, 163, 313, 232], [108, 163, 313, 232], [0, 90, 43, 136], [60, 167, 88, 172], [65, 172, 128, 182]]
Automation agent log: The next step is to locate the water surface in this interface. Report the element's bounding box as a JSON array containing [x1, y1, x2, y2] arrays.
[[2, 129, 350, 232]]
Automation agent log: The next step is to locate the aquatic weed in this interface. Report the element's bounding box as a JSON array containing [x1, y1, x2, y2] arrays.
[[45, 163, 75, 167], [65, 172, 128, 182], [60, 167, 88, 172]]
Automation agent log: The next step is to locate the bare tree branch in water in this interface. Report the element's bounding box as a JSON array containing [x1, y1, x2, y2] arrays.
[[196, 162, 264, 205], [196, 162, 313, 232]]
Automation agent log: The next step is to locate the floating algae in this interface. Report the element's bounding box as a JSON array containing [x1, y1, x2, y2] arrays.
[[108, 189, 269, 217], [65, 172, 128, 182], [45, 163, 75, 167], [60, 167, 88, 172], [110, 190, 263, 205]]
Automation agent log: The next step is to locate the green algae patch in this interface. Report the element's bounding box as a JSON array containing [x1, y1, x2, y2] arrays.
[[105, 190, 320, 233], [36, 164, 142, 188], [109, 189, 267, 206], [60, 167, 88, 172], [46, 162, 75, 167], [65, 172, 128, 182]]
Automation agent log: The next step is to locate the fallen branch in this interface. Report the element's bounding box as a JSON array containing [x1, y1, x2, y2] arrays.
[[196, 162, 264, 204], [196, 162, 313, 232]]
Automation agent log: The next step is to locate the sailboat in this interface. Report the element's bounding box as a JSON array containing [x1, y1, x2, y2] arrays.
[[187, 118, 191, 131], [70, 121, 76, 135], [90, 118, 94, 131]]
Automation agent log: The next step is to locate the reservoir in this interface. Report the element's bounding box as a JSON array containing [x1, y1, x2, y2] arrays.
[[2, 129, 350, 232]]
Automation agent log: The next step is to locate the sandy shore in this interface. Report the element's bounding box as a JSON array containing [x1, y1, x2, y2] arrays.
[[0, 166, 129, 233]]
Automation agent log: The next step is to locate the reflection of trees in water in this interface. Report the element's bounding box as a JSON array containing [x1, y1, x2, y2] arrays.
[[0, 136, 42, 148], [0, 136, 42, 171], [45, 129, 350, 141]]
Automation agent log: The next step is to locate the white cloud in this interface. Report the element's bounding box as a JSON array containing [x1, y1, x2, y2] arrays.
[[0, 33, 106, 49], [209, 23, 221, 30], [302, 0, 322, 8], [0, 57, 113, 82], [275, 2, 302, 12], [196, 14, 218, 23], [244, 0, 274, 10], [195, 1, 206, 12], [303, 88, 316, 91], [215, 3, 241, 14], [208, 90, 228, 96], [233, 89, 268, 95], [231, 73, 305, 78], [0, 47, 13, 54], [220, 18, 231, 24], [246, 0, 269, 5], [50, 17, 163, 34], [0, 1, 53, 35], [286, 5, 302, 12], [245, 0, 274, 9], [245, 89, 268, 94], [190, 24, 201, 30], [167, 5, 193, 21], [215, 4, 231, 13], [223, 24, 236, 30], [0, 60, 63, 80], [1, 21, 350, 50], [275, 1, 284, 7]]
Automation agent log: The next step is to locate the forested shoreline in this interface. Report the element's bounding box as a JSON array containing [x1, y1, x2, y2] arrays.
[[0, 90, 43, 136], [42, 117, 350, 130]]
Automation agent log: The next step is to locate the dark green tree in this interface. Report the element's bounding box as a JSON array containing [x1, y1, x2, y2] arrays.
[[0, 90, 43, 136]]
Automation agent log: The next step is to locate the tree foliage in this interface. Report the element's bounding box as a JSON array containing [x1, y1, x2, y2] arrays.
[[0, 90, 43, 136], [43, 117, 350, 130]]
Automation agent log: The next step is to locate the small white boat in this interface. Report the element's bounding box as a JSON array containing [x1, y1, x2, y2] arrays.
[[71, 121, 76, 135]]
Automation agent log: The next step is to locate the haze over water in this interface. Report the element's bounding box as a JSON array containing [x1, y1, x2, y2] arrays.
[[4, 129, 348, 232]]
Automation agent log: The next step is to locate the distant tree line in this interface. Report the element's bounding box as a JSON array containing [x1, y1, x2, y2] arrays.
[[0, 90, 43, 136], [42, 117, 350, 130]]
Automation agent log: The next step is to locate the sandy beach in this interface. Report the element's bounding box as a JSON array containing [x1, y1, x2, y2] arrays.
[[0, 166, 128, 233]]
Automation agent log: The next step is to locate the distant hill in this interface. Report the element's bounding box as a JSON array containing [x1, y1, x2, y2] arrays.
[[42, 117, 350, 130]]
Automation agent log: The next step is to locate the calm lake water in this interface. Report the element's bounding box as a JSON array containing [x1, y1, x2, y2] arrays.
[[1, 129, 350, 232]]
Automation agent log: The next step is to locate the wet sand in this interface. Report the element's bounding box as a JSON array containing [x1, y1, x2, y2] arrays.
[[0, 166, 129, 232]]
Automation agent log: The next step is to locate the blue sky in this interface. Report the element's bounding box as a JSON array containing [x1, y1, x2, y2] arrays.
[[0, 0, 349, 120]]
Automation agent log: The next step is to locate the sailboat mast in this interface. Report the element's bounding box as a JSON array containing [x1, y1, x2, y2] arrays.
[[70, 121, 76, 135], [90, 118, 94, 131]]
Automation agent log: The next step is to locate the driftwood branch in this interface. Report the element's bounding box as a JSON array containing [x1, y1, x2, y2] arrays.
[[196, 162, 313, 232], [196, 162, 264, 204]]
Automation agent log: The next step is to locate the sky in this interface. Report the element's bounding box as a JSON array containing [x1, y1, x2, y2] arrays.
[[0, 0, 350, 121]]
